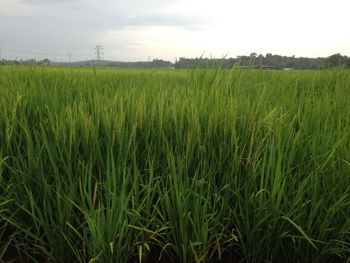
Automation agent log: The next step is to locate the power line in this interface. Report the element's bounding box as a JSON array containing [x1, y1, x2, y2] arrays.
[[1, 47, 66, 56], [0, 40, 93, 52], [0, 47, 93, 62], [0, 46, 93, 56], [95, 45, 104, 60]]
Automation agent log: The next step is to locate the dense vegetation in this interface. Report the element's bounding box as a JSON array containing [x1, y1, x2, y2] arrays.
[[2, 53, 350, 70], [0, 66, 350, 263], [175, 53, 350, 69]]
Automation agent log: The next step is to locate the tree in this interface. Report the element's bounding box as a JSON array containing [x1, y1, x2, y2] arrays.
[[42, 58, 50, 65], [250, 52, 257, 58], [327, 53, 345, 68]]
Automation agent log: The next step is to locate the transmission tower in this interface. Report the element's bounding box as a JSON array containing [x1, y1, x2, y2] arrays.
[[95, 45, 104, 60]]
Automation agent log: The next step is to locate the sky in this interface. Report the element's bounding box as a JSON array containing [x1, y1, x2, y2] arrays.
[[0, 0, 349, 62]]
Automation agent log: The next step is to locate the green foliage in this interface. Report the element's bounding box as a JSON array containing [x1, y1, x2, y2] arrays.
[[326, 53, 350, 68], [175, 53, 350, 70], [0, 65, 350, 262]]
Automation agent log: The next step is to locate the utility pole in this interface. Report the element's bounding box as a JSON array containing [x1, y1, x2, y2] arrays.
[[95, 45, 104, 60]]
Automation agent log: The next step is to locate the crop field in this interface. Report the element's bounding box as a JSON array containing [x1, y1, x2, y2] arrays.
[[0, 65, 350, 263]]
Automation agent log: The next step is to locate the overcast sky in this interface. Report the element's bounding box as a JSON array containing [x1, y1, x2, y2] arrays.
[[0, 0, 349, 61]]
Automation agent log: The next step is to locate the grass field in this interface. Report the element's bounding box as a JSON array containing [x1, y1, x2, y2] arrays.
[[0, 65, 350, 263]]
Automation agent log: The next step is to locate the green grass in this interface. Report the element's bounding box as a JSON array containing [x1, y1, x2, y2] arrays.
[[0, 65, 350, 262]]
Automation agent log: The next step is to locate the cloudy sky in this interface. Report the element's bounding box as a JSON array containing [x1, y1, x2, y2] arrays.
[[0, 0, 349, 61]]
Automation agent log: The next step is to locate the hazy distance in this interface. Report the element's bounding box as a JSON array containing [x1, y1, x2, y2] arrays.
[[0, 0, 349, 61]]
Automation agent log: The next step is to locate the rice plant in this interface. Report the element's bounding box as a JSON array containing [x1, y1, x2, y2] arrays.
[[0, 65, 349, 262]]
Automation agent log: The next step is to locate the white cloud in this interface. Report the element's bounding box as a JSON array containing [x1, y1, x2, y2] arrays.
[[0, 0, 349, 60]]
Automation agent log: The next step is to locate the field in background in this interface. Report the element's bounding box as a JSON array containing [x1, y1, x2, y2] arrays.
[[0, 66, 350, 262]]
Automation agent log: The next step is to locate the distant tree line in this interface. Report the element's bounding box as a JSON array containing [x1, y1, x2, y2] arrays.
[[0, 58, 50, 65], [175, 53, 350, 69], [1, 54, 350, 69], [105, 59, 172, 68], [325, 53, 350, 68], [0, 58, 172, 68]]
